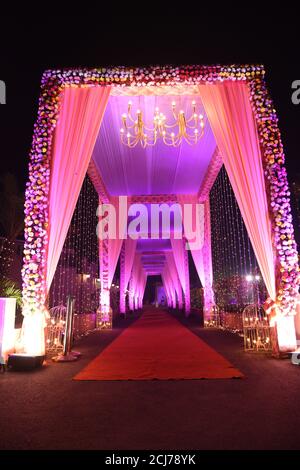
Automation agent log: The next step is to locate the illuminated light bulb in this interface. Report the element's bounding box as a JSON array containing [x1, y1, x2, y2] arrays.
[[127, 133, 131, 138], [136, 109, 141, 114], [171, 132, 175, 138], [155, 107, 159, 112], [246, 274, 253, 282], [199, 114, 203, 119], [162, 131, 166, 136], [172, 101, 176, 107], [193, 113, 198, 118], [120, 128, 125, 133], [255, 275, 260, 281], [200, 121, 204, 128], [128, 101, 132, 106], [180, 110, 184, 114], [122, 113, 127, 119], [194, 129, 198, 134], [192, 100, 196, 105]]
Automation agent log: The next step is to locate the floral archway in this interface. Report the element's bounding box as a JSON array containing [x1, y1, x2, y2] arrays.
[[22, 65, 300, 356]]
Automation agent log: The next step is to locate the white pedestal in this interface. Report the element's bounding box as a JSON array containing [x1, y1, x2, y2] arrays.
[[276, 315, 297, 352], [0, 297, 16, 363]]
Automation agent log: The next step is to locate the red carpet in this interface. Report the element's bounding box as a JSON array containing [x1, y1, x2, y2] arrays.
[[74, 308, 243, 380]]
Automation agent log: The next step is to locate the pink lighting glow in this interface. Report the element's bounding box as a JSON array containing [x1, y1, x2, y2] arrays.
[[21, 65, 299, 355]]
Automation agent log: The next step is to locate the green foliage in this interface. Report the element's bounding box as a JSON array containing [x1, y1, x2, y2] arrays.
[[0, 278, 22, 307]]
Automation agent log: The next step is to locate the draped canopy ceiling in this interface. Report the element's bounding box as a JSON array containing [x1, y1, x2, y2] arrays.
[[92, 93, 217, 196], [90, 91, 218, 295]]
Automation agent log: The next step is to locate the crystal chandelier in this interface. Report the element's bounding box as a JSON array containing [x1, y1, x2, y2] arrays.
[[120, 100, 205, 148]]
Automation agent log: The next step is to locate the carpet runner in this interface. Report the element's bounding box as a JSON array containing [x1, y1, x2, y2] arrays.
[[74, 308, 243, 380]]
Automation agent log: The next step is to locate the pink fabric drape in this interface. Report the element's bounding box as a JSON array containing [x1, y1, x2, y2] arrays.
[[170, 238, 186, 293], [47, 85, 111, 292], [161, 276, 170, 307], [162, 263, 177, 309], [170, 237, 191, 314], [106, 196, 128, 289], [137, 269, 147, 309], [128, 275, 134, 311], [165, 252, 183, 309], [120, 238, 137, 313], [161, 273, 171, 307], [130, 253, 146, 310], [199, 82, 276, 301], [179, 195, 215, 317]]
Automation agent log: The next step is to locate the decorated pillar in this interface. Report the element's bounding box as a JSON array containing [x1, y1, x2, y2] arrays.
[[202, 199, 215, 322], [176, 284, 183, 310], [119, 242, 126, 314], [128, 276, 134, 311], [249, 78, 300, 352], [98, 236, 111, 327]]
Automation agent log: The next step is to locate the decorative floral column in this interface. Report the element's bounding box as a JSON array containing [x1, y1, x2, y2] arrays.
[[202, 199, 215, 322], [119, 242, 126, 314], [248, 76, 300, 352], [98, 236, 111, 327]]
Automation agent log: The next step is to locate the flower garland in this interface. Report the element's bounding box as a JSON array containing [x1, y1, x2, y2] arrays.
[[22, 64, 299, 319], [249, 78, 300, 318]]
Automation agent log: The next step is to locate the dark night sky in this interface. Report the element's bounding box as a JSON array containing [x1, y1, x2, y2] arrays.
[[0, 17, 300, 192]]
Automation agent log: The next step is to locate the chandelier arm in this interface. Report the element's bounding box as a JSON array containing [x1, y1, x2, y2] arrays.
[[163, 123, 179, 129], [186, 123, 200, 129], [127, 114, 136, 125], [120, 102, 205, 148], [186, 115, 197, 124], [143, 125, 157, 132]]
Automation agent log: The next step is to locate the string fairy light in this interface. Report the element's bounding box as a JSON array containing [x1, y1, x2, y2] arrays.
[[210, 165, 267, 313], [49, 175, 99, 321]]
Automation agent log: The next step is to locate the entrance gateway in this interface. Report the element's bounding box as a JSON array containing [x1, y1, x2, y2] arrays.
[[19, 65, 299, 357]]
